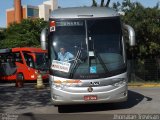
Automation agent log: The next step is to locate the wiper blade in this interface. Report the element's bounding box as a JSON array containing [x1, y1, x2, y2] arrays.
[[69, 49, 82, 78], [94, 50, 109, 73]]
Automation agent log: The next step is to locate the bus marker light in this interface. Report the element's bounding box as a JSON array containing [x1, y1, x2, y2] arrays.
[[31, 75, 35, 78], [50, 21, 56, 32], [50, 21, 55, 26]]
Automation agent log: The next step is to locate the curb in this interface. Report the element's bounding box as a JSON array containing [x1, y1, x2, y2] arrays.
[[128, 83, 160, 87]]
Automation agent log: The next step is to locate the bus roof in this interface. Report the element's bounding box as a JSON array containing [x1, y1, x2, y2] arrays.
[[0, 49, 11, 54], [0, 47, 46, 53], [50, 7, 119, 19], [12, 47, 47, 53]]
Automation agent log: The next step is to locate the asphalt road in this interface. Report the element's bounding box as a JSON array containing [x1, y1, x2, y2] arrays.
[[0, 83, 160, 120]]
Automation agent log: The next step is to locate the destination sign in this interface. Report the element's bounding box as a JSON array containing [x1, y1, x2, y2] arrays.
[[56, 21, 83, 27], [51, 60, 71, 73]]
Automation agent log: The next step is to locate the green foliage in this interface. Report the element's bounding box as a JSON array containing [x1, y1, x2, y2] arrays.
[[92, 0, 97, 7], [92, 0, 111, 7], [112, 2, 121, 11], [0, 30, 5, 41], [106, 0, 111, 7], [0, 30, 5, 47], [1, 18, 47, 49], [100, 0, 104, 7], [112, 0, 160, 59]]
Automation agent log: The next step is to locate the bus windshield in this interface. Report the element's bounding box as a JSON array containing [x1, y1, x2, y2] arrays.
[[50, 17, 125, 79], [35, 53, 48, 70], [23, 52, 48, 71]]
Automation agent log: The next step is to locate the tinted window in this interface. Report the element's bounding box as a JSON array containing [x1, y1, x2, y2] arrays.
[[23, 52, 35, 68]]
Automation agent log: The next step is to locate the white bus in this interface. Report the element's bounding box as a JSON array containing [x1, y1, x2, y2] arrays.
[[40, 7, 135, 106]]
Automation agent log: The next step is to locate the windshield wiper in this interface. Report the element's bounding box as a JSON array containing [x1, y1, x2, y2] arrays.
[[69, 49, 83, 78], [93, 50, 109, 73]]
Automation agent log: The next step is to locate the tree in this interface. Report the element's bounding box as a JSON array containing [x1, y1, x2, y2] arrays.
[[92, 0, 111, 7], [106, 0, 111, 7], [112, 0, 160, 59], [92, 0, 97, 7], [0, 28, 6, 47], [123, 3, 160, 59], [100, 0, 104, 7], [0, 30, 5, 41], [1, 18, 47, 49]]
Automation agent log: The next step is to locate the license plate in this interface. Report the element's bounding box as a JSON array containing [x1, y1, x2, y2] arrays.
[[84, 95, 97, 101]]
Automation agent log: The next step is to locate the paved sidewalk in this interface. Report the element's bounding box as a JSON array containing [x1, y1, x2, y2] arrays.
[[128, 83, 160, 87]]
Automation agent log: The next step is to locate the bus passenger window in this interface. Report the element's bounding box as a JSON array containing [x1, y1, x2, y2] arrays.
[[13, 52, 23, 64]]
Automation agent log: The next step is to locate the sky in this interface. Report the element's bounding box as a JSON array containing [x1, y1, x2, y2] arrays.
[[0, 0, 159, 28]]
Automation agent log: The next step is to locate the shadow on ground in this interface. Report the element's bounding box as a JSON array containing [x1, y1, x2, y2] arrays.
[[0, 83, 152, 114], [58, 90, 152, 113], [0, 83, 52, 113]]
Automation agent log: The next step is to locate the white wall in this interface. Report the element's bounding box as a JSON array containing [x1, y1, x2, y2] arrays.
[[50, 0, 58, 11], [39, 0, 58, 21]]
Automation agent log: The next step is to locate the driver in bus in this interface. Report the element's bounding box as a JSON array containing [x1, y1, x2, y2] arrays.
[[58, 47, 74, 62]]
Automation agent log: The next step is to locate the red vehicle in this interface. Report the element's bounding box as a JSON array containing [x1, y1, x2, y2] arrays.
[[0, 47, 48, 81]]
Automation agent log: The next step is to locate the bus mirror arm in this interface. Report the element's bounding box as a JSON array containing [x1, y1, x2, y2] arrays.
[[123, 24, 136, 46], [41, 28, 48, 50]]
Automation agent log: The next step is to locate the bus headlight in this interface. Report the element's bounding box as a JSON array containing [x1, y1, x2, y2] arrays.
[[113, 79, 127, 87]]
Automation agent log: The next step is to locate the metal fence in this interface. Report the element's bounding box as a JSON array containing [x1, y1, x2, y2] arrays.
[[128, 58, 160, 82]]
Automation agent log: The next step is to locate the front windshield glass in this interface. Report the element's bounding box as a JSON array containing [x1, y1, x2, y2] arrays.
[[35, 53, 48, 70], [50, 20, 86, 61], [87, 18, 124, 73], [23, 52, 35, 68], [50, 18, 125, 79]]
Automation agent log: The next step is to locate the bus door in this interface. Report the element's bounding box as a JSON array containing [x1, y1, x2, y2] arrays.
[[21, 52, 37, 80], [23, 52, 35, 69], [12, 52, 25, 74]]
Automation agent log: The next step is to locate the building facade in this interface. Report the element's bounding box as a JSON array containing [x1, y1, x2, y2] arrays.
[[6, 0, 58, 27], [6, 5, 39, 27], [39, 0, 58, 21]]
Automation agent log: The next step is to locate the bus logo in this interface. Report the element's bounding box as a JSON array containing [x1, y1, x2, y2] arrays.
[[88, 87, 93, 92], [90, 82, 100, 86]]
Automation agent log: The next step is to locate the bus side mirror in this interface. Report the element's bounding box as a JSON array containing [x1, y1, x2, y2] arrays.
[[123, 24, 136, 46], [41, 28, 48, 50]]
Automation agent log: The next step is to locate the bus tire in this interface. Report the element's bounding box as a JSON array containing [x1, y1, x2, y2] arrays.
[[58, 105, 71, 113]]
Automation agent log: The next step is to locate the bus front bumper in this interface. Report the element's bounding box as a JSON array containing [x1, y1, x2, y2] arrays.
[[51, 85, 128, 105]]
